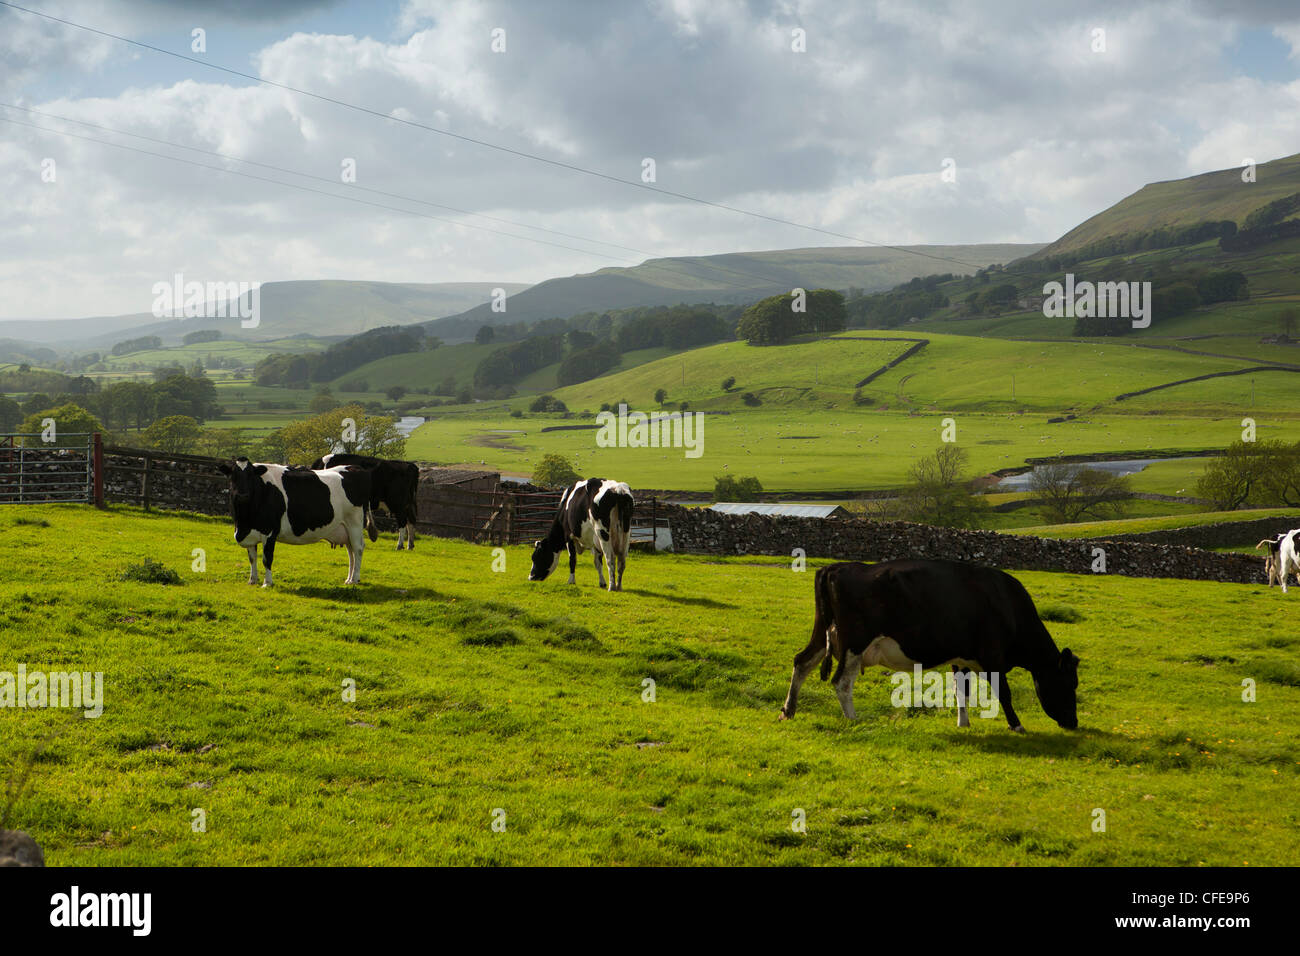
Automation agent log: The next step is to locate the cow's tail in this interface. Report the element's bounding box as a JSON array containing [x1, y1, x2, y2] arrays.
[[1257, 538, 1280, 554], [365, 504, 379, 542], [816, 566, 837, 681]]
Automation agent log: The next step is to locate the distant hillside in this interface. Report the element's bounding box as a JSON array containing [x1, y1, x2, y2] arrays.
[[425, 244, 1044, 342], [0, 280, 531, 352], [1036, 152, 1300, 259]]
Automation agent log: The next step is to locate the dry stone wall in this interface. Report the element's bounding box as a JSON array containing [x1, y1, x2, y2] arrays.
[[660, 504, 1266, 584]]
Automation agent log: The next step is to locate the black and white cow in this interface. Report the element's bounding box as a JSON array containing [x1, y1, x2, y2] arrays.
[[1275, 529, 1300, 594], [310, 453, 420, 550], [1256, 535, 1286, 587], [528, 478, 634, 592], [780, 559, 1080, 732], [218, 458, 372, 586]]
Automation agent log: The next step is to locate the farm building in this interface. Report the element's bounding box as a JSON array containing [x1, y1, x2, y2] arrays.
[[708, 502, 850, 519]]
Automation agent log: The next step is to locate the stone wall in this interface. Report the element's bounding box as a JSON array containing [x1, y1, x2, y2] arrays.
[[103, 448, 229, 515], [1100, 513, 1300, 549], [659, 504, 1266, 584]]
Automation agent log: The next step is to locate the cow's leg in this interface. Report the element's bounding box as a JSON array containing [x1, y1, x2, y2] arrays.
[[780, 635, 827, 720], [599, 534, 617, 592], [567, 541, 578, 584], [406, 522, 416, 551], [953, 665, 970, 728], [262, 538, 275, 588], [833, 651, 863, 720], [592, 548, 607, 589], [347, 522, 365, 584], [246, 545, 258, 586], [993, 673, 1024, 732]]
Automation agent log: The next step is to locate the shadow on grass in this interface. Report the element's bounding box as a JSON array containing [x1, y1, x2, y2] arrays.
[[942, 724, 1122, 759], [287, 585, 448, 603], [620, 587, 737, 609]]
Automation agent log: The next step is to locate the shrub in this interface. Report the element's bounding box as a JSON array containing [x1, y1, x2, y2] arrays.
[[118, 558, 182, 585], [532, 454, 581, 488], [529, 394, 568, 414], [741, 392, 761, 407], [721, 376, 736, 391]]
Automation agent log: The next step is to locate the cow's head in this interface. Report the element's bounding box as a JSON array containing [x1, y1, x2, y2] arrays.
[[527, 540, 560, 582], [1033, 647, 1080, 729], [218, 458, 266, 511]]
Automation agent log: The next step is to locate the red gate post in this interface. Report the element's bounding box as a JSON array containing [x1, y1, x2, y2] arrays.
[[92, 432, 105, 508]]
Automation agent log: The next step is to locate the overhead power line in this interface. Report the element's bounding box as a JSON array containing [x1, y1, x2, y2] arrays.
[[0, 0, 987, 270]]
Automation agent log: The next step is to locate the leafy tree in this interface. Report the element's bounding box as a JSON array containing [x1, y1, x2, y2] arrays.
[[557, 340, 620, 386], [142, 415, 203, 454], [721, 376, 736, 391], [1197, 440, 1300, 509], [714, 474, 763, 501], [1028, 462, 1132, 523], [475, 325, 496, 345], [194, 427, 249, 459], [18, 402, 107, 443], [310, 389, 340, 413], [532, 454, 580, 488], [386, 385, 409, 401], [894, 445, 987, 528], [0, 395, 21, 430], [654, 388, 668, 407], [529, 394, 568, 414]]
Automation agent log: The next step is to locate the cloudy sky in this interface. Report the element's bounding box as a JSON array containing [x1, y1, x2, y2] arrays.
[[2, 0, 1299, 320]]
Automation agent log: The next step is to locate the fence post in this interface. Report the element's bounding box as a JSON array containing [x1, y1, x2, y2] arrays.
[[505, 489, 515, 545], [142, 452, 153, 511], [92, 432, 105, 508]]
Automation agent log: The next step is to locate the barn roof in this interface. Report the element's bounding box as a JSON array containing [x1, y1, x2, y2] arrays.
[[709, 502, 849, 519]]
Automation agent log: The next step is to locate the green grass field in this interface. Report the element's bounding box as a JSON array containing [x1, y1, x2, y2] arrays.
[[405, 406, 1300, 492], [2, 504, 1296, 866]]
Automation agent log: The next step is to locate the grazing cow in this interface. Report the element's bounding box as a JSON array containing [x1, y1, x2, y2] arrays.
[[218, 458, 372, 586], [1275, 530, 1300, 594], [1256, 535, 1285, 587], [779, 559, 1080, 732], [528, 478, 634, 592], [311, 453, 420, 550]]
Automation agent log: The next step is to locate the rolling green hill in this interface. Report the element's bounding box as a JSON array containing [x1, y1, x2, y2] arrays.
[[1038, 152, 1300, 258], [426, 244, 1044, 341]]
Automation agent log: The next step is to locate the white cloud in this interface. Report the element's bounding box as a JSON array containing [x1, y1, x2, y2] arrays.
[[0, 0, 1298, 318]]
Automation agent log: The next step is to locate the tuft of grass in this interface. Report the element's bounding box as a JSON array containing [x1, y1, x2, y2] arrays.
[[117, 558, 182, 585], [1037, 602, 1083, 623], [11, 516, 50, 528]]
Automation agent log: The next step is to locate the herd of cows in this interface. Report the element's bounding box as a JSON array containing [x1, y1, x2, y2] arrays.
[[213, 454, 1298, 734]]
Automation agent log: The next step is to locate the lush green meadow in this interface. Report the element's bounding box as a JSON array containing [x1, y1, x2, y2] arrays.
[[0, 505, 1295, 866], [405, 405, 1300, 492]]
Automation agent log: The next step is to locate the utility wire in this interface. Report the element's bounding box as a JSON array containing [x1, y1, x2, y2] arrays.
[[0, 0, 988, 270]]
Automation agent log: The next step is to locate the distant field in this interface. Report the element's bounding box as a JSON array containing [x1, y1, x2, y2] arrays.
[[1012, 507, 1300, 540], [2, 504, 1296, 866], [551, 333, 916, 410], [406, 407, 1300, 492]]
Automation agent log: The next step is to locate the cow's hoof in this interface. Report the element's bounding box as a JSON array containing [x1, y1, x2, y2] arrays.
[[778, 710, 790, 721], [1010, 725, 1026, 734]]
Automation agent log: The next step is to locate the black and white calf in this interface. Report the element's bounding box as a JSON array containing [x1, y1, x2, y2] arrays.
[[218, 458, 372, 586], [310, 453, 421, 550], [1276, 530, 1300, 594], [780, 559, 1080, 732], [1257, 535, 1286, 587], [528, 478, 634, 592]]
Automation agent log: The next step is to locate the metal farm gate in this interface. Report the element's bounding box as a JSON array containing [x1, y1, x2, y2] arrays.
[[415, 483, 669, 549], [0, 432, 102, 505]]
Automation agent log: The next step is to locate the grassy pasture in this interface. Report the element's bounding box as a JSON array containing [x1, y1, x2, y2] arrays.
[[0, 505, 1295, 866], [406, 406, 1300, 492]]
